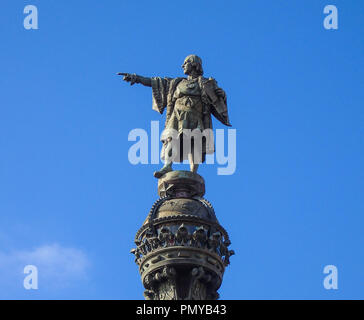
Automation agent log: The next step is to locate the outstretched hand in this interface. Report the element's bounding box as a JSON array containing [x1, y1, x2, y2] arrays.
[[117, 73, 137, 85]]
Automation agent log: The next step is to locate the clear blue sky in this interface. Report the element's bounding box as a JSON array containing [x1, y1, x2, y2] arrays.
[[0, 0, 363, 299]]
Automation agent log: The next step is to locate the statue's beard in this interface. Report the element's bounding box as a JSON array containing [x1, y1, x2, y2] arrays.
[[185, 68, 199, 78]]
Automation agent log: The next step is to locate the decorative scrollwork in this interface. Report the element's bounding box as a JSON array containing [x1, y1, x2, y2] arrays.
[[131, 222, 233, 267]]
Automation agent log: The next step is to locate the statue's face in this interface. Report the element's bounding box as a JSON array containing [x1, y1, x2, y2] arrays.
[[182, 57, 193, 75]]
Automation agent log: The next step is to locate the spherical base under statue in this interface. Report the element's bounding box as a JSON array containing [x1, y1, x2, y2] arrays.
[[131, 171, 234, 300]]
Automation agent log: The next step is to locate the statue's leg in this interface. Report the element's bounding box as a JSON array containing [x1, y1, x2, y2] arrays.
[[154, 138, 173, 179], [188, 137, 202, 173], [188, 152, 200, 173], [163, 139, 173, 169]]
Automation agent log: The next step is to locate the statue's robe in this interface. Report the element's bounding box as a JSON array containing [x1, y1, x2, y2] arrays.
[[151, 76, 231, 163]]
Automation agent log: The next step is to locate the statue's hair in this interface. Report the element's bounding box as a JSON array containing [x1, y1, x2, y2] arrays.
[[185, 54, 204, 76]]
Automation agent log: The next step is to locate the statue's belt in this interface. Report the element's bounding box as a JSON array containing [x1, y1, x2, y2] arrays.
[[174, 104, 203, 120]]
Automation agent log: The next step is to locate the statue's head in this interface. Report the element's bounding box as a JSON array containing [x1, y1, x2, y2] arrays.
[[182, 55, 204, 76]]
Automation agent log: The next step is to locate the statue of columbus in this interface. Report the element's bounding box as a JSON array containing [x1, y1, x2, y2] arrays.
[[118, 55, 231, 178]]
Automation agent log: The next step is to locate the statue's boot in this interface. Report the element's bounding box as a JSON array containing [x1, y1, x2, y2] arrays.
[[154, 163, 173, 179]]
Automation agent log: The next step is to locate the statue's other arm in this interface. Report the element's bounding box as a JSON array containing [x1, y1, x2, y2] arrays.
[[117, 73, 152, 87]]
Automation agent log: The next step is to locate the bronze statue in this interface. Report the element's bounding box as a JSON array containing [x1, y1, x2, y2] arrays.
[[124, 55, 235, 300], [118, 54, 231, 178]]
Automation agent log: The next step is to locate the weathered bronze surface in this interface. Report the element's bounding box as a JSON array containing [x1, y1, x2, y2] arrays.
[[118, 55, 231, 178], [120, 56, 234, 300], [157, 170, 205, 198], [130, 171, 234, 300]]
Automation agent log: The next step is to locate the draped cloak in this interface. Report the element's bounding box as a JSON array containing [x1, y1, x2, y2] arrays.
[[151, 76, 231, 163]]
